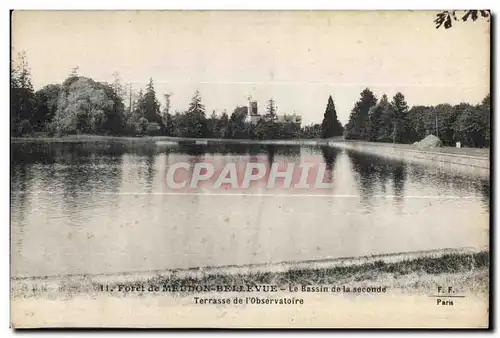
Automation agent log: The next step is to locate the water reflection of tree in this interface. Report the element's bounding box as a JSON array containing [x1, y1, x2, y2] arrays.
[[321, 146, 342, 183], [178, 144, 207, 157], [377, 161, 392, 195], [12, 142, 126, 223], [133, 146, 158, 192], [264, 145, 301, 165], [391, 162, 407, 209], [346, 150, 377, 201], [346, 150, 408, 209], [480, 180, 490, 210], [266, 145, 276, 165], [10, 147, 35, 255], [276, 146, 301, 159], [174, 143, 302, 159], [403, 160, 489, 211]]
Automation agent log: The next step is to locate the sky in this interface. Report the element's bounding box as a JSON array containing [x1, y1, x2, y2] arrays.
[[11, 10, 490, 125]]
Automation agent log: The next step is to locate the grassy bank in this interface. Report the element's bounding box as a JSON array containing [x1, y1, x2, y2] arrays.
[[11, 251, 489, 299], [11, 134, 167, 143], [339, 139, 490, 158], [111, 251, 489, 295]]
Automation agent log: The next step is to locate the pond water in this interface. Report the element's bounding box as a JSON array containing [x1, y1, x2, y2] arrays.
[[11, 142, 490, 277]]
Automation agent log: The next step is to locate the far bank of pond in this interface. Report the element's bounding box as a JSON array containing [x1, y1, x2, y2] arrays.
[[11, 135, 490, 175]]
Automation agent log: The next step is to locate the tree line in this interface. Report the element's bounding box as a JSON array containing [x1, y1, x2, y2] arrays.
[[11, 52, 490, 147], [11, 53, 329, 140], [343, 88, 490, 148]]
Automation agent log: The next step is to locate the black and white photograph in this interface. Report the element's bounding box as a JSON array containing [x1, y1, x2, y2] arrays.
[[10, 10, 491, 328]]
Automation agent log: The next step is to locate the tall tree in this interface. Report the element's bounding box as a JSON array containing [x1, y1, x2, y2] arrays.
[[133, 90, 144, 118], [11, 51, 37, 135], [188, 90, 205, 116], [207, 110, 218, 138], [432, 103, 457, 145], [266, 98, 277, 121], [480, 94, 491, 147], [217, 110, 230, 138], [111, 71, 126, 102], [345, 88, 377, 140], [390, 92, 409, 143], [320, 95, 343, 138], [367, 94, 389, 141], [142, 78, 162, 124], [185, 90, 208, 137]]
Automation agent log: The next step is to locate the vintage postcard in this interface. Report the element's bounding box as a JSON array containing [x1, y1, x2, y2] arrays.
[[10, 10, 490, 328]]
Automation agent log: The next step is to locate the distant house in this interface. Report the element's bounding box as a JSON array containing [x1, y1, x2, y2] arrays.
[[245, 100, 302, 127], [277, 113, 302, 125]]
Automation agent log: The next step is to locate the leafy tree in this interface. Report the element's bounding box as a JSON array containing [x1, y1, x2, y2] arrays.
[[227, 106, 249, 139], [320, 95, 343, 138], [136, 117, 149, 135], [253, 119, 281, 140], [345, 88, 377, 140], [281, 121, 300, 139], [406, 105, 432, 143], [435, 10, 491, 29], [481, 94, 491, 112], [52, 76, 125, 135], [454, 106, 487, 147], [169, 111, 185, 137], [479, 94, 491, 146], [162, 111, 174, 136], [207, 110, 218, 138], [34, 84, 61, 131], [100, 81, 126, 135], [300, 123, 322, 139], [17, 119, 33, 136]]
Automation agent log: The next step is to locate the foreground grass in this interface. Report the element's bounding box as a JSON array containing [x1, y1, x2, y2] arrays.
[[11, 251, 489, 299], [126, 251, 489, 294]]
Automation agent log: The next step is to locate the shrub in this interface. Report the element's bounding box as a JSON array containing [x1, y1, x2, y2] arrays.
[[17, 119, 33, 136], [146, 122, 161, 135]]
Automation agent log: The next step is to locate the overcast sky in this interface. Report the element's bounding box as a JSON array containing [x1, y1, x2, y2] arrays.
[[12, 10, 490, 124]]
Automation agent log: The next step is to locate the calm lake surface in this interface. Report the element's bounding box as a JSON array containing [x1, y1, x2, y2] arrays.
[[11, 142, 490, 278]]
